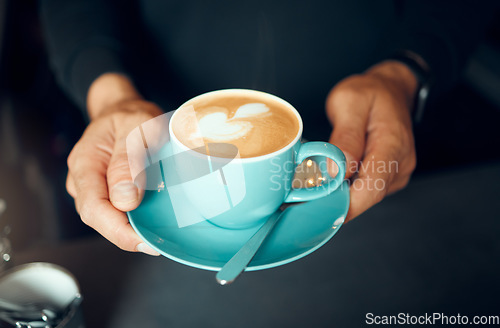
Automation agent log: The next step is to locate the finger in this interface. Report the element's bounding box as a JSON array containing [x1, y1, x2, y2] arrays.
[[387, 174, 411, 195], [70, 147, 158, 255], [326, 86, 371, 179], [107, 110, 168, 211], [106, 118, 156, 212], [107, 139, 143, 212], [345, 142, 398, 222], [66, 173, 77, 198]]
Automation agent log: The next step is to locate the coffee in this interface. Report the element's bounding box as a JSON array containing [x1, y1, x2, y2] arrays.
[[172, 91, 300, 158]]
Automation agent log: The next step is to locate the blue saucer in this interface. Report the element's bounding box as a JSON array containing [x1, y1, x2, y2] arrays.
[[127, 180, 349, 271]]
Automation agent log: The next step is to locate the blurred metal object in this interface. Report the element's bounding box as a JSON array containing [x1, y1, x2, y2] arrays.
[[0, 228, 11, 270], [0, 263, 85, 328], [0, 199, 5, 216], [0, 294, 82, 327], [0, 199, 11, 273]]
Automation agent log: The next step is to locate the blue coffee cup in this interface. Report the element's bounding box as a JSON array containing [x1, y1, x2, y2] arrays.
[[168, 89, 346, 229]]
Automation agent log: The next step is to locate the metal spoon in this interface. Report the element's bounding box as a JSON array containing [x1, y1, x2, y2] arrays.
[[216, 203, 301, 285], [216, 158, 324, 284]]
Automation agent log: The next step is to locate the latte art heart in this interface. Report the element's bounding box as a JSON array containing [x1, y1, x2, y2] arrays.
[[197, 112, 252, 141], [232, 103, 270, 118], [193, 103, 270, 142], [173, 94, 299, 158]]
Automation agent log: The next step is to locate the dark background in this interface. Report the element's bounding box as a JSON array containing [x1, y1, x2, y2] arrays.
[[0, 1, 499, 327], [2, 0, 499, 247]]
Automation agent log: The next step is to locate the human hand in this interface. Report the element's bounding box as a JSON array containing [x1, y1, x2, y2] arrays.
[[326, 61, 418, 222], [66, 74, 163, 254]]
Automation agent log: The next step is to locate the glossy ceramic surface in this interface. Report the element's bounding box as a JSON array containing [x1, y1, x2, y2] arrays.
[[128, 180, 349, 271]]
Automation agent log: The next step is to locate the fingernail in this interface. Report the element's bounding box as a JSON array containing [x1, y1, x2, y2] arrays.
[[111, 182, 138, 204], [136, 243, 160, 256]]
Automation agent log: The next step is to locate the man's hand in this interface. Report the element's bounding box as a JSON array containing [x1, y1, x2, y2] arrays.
[[327, 61, 418, 222], [66, 73, 163, 254]]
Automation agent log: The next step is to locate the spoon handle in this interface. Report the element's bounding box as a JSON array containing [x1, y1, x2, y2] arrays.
[[216, 210, 284, 285]]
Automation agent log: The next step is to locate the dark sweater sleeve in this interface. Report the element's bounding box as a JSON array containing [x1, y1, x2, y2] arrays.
[[40, 0, 131, 111], [378, 0, 499, 96]]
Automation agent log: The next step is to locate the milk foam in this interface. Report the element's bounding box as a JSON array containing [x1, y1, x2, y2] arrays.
[[174, 95, 299, 158], [192, 103, 270, 142], [232, 103, 269, 118], [197, 112, 252, 141]]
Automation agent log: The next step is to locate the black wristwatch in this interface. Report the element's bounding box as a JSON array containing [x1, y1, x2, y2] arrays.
[[389, 50, 433, 123]]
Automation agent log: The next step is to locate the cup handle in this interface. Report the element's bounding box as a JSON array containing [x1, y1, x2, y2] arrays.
[[284, 141, 346, 203]]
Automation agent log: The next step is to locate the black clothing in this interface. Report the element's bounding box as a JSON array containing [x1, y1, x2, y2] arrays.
[[40, 0, 497, 140]]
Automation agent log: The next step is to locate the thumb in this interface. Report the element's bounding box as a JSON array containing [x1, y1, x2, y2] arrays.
[[326, 87, 370, 179], [107, 119, 148, 212], [107, 105, 165, 212], [107, 137, 143, 212]]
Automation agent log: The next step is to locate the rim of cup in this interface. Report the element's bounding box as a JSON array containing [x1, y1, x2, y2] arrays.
[[169, 89, 304, 163]]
